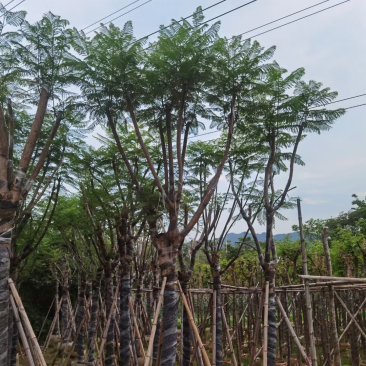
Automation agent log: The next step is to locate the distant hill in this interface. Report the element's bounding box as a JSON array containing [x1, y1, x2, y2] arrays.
[[224, 231, 299, 244]]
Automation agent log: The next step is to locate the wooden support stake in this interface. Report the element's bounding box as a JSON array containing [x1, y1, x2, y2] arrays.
[[275, 295, 312, 366], [43, 299, 62, 352], [10, 293, 36, 366], [94, 281, 120, 366], [177, 280, 211, 366], [144, 277, 167, 366], [322, 227, 341, 366], [334, 291, 366, 340], [263, 281, 269, 366], [221, 306, 237, 366], [129, 296, 146, 360], [8, 279, 47, 366], [298, 199, 317, 366]]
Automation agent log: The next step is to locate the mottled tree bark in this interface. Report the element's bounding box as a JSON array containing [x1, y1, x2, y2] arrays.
[[87, 274, 101, 366], [265, 267, 277, 366], [119, 273, 131, 366], [104, 270, 115, 366], [75, 272, 86, 362], [181, 280, 191, 366]]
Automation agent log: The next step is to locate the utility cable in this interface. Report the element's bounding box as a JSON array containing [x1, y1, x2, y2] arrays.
[[241, 0, 350, 42], [85, 0, 152, 34], [82, 0, 142, 31]]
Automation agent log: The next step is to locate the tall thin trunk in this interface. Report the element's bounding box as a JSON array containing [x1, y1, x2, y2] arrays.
[[322, 228, 341, 366], [61, 276, 69, 341], [75, 273, 86, 362], [161, 270, 178, 366], [87, 274, 101, 366], [213, 274, 223, 366], [119, 273, 131, 366], [105, 270, 115, 366], [265, 268, 277, 366], [181, 280, 191, 366]]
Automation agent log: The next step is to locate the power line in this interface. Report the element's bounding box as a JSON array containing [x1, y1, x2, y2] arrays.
[[1, 0, 24, 13], [3, 0, 16, 7], [233, 0, 332, 39], [85, 0, 152, 34], [82, 0, 142, 31], [241, 0, 350, 42], [133, 0, 230, 44], [311, 93, 366, 108], [140, 0, 256, 51], [343, 103, 366, 110]]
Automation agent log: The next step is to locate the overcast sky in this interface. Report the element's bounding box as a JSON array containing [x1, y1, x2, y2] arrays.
[[15, 0, 366, 234]]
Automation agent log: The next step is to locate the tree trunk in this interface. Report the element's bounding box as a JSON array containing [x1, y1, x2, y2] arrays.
[[181, 280, 191, 366], [161, 271, 178, 366], [264, 267, 277, 366], [61, 278, 69, 341], [75, 272, 86, 362], [104, 270, 115, 366], [119, 273, 131, 366], [87, 275, 101, 366], [213, 274, 223, 366], [0, 217, 13, 366]]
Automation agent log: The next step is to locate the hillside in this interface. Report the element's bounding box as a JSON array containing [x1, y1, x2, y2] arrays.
[[225, 231, 299, 244]]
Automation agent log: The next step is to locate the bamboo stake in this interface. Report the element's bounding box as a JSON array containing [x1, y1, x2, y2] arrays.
[[299, 274, 366, 283], [144, 277, 167, 366], [177, 280, 211, 366], [212, 290, 217, 366], [188, 289, 203, 366], [8, 279, 47, 366], [221, 306, 237, 366], [334, 291, 366, 340], [9, 293, 36, 366], [263, 281, 269, 366], [129, 296, 146, 360], [297, 199, 317, 366], [38, 296, 55, 340], [338, 296, 366, 341], [275, 295, 312, 366], [43, 299, 62, 352], [249, 291, 265, 366], [322, 227, 341, 366], [94, 281, 120, 366]]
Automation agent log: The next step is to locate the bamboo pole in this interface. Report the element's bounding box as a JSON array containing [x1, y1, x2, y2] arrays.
[[322, 227, 341, 366], [299, 274, 366, 283], [275, 295, 312, 366], [338, 296, 366, 341], [297, 199, 317, 366], [263, 281, 269, 366], [334, 291, 366, 340], [177, 280, 211, 366], [212, 290, 217, 366], [9, 293, 36, 366], [249, 291, 265, 366], [129, 296, 146, 360], [221, 306, 237, 366], [94, 281, 120, 366], [144, 277, 167, 366], [38, 296, 55, 340], [188, 290, 203, 366], [8, 279, 47, 366], [43, 299, 62, 352]]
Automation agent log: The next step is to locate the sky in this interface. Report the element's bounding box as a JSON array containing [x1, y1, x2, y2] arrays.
[[12, 0, 366, 235]]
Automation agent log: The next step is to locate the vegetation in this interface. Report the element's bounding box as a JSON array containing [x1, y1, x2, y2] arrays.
[[0, 3, 364, 366]]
